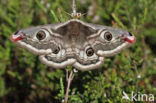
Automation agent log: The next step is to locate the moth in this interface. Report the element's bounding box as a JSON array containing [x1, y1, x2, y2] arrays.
[[10, 0, 136, 71]]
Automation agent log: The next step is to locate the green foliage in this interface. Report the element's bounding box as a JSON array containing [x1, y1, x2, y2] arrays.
[[57, 78, 65, 101], [0, 0, 156, 103]]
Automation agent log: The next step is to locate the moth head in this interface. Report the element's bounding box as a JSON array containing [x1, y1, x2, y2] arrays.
[[92, 27, 136, 57], [10, 27, 56, 55]]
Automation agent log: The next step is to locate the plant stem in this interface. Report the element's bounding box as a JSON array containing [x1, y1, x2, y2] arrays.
[[64, 69, 75, 103]]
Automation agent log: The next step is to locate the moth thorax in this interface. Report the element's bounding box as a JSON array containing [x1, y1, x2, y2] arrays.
[[71, 13, 82, 19]]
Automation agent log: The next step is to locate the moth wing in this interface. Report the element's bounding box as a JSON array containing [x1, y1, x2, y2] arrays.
[[86, 24, 136, 57], [11, 24, 63, 55]]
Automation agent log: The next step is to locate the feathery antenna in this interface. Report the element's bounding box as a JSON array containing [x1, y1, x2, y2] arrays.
[[63, 0, 85, 18]]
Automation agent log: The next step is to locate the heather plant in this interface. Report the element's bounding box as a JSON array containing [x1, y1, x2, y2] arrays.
[[0, 0, 155, 103]]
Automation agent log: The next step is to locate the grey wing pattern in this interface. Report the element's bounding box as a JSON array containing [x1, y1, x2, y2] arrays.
[[86, 24, 136, 57], [11, 24, 62, 55], [11, 19, 135, 71], [11, 23, 76, 68]]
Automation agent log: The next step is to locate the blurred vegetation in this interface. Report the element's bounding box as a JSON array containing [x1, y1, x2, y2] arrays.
[[0, 0, 156, 103]]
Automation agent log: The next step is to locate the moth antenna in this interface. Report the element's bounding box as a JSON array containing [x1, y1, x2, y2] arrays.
[[57, 8, 69, 22], [62, 0, 83, 19]]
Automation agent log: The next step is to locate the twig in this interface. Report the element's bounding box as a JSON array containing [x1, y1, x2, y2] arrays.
[[72, 0, 77, 15], [64, 68, 75, 103], [66, 69, 69, 82]]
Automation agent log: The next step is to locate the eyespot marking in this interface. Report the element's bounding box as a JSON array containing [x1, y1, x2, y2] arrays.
[[36, 31, 46, 40], [53, 47, 60, 54], [86, 48, 94, 56], [104, 32, 112, 41]]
